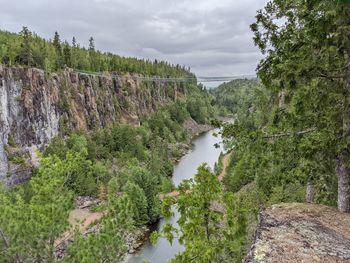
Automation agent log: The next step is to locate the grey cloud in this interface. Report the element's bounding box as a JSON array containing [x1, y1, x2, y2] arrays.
[[0, 0, 268, 86]]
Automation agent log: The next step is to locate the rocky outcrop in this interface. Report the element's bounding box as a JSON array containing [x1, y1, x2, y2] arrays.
[[0, 65, 185, 186], [184, 117, 211, 137], [246, 203, 350, 263], [125, 226, 150, 254]]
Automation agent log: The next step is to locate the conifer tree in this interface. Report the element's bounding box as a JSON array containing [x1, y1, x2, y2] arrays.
[[53, 31, 63, 69], [88, 36, 95, 51], [153, 165, 245, 262], [251, 0, 350, 212], [18, 26, 33, 66], [63, 41, 71, 67], [72, 36, 77, 48]]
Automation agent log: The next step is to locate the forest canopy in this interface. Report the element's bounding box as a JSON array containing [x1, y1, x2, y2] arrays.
[[0, 27, 192, 77]]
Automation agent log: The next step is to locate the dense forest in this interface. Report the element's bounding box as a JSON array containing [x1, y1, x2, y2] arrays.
[[0, 27, 192, 77]]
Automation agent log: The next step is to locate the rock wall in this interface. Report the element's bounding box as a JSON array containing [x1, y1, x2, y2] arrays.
[[0, 65, 185, 186], [246, 203, 350, 263]]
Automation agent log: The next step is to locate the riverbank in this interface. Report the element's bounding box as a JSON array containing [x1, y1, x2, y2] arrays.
[[122, 119, 213, 259], [168, 117, 212, 162], [127, 129, 224, 263]]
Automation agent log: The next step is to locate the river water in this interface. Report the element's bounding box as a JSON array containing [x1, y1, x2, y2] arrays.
[[128, 129, 223, 263]]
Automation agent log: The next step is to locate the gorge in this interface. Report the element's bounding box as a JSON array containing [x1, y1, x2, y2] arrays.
[[2, 0, 350, 261], [0, 65, 187, 186]]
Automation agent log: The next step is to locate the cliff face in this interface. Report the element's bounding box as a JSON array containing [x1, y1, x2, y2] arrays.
[[246, 203, 350, 263], [0, 65, 184, 186]]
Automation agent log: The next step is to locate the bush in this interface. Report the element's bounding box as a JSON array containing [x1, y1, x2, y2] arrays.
[[267, 183, 306, 206], [168, 102, 188, 124], [224, 153, 255, 192]]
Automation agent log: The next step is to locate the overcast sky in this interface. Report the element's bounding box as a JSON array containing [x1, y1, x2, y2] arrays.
[[0, 0, 268, 87]]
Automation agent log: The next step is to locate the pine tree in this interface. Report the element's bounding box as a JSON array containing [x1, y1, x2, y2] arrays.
[[154, 165, 243, 262], [123, 181, 149, 225], [72, 36, 77, 48], [0, 155, 72, 262], [63, 41, 71, 67], [88, 36, 95, 51], [17, 26, 33, 66], [53, 31, 63, 69]]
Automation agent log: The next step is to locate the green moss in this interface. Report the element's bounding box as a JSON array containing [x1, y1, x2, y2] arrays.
[[91, 78, 98, 90], [7, 134, 15, 147], [79, 83, 84, 93], [15, 95, 23, 102]]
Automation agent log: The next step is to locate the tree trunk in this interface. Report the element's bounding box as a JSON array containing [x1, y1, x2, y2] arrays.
[[306, 182, 315, 203], [336, 154, 350, 212], [278, 90, 286, 108], [337, 51, 350, 213]]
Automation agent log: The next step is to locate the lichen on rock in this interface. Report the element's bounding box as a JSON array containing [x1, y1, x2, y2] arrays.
[[246, 203, 350, 263]]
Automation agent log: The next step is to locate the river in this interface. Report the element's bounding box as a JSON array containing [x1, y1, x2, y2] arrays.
[[128, 129, 223, 263]]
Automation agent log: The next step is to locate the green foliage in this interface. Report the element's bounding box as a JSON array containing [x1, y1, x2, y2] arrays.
[[61, 152, 97, 196], [45, 134, 105, 196], [208, 1, 350, 258], [0, 27, 192, 77], [123, 181, 149, 225], [63, 180, 133, 262], [155, 165, 247, 263], [248, 0, 350, 210], [267, 182, 306, 206], [7, 134, 15, 147], [167, 101, 188, 124], [42, 91, 212, 225], [9, 155, 26, 165], [17, 26, 33, 66], [184, 84, 215, 124], [0, 155, 73, 262], [118, 165, 160, 223]]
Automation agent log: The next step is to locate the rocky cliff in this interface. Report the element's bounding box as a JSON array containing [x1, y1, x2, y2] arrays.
[[0, 65, 185, 186], [246, 203, 350, 263]]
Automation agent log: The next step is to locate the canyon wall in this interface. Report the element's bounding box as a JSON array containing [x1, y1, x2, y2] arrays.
[[0, 65, 185, 186]]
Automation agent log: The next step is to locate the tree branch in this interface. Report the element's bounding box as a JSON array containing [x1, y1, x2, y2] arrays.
[[263, 127, 316, 139], [316, 73, 345, 79]]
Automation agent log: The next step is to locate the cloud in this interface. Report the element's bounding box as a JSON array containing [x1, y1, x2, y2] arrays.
[[0, 0, 268, 86]]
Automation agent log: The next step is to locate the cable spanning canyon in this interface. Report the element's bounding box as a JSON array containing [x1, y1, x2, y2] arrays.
[[76, 70, 256, 83]]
